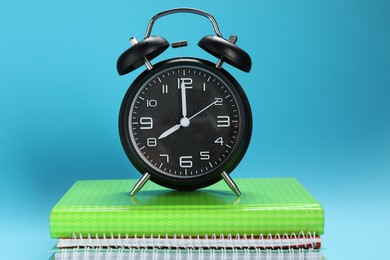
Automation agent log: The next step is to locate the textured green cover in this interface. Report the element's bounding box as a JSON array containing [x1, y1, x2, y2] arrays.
[[50, 178, 324, 238]]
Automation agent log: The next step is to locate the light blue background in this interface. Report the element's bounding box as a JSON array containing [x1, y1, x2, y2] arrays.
[[1, 1, 389, 259]]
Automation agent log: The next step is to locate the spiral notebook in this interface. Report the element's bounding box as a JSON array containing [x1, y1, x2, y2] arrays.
[[50, 248, 324, 260], [50, 178, 324, 250]]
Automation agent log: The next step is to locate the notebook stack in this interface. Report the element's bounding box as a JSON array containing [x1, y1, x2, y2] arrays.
[[49, 178, 325, 259]]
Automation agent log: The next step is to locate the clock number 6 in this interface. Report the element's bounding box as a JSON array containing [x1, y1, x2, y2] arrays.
[[179, 156, 193, 168]]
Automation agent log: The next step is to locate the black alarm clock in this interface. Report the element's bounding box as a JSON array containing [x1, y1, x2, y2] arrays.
[[117, 8, 252, 196]]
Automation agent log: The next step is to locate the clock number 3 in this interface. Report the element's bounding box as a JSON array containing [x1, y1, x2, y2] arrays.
[[216, 116, 230, 127]]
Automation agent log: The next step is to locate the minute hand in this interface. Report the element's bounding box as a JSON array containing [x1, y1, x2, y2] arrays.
[[158, 101, 217, 140], [189, 101, 217, 121]]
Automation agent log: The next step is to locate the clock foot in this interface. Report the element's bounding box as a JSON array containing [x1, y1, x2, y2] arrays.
[[130, 173, 151, 196], [221, 171, 241, 196]]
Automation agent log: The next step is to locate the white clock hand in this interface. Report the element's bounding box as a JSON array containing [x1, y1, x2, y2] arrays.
[[158, 124, 181, 140], [188, 100, 217, 120], [181, 81, 187, 117], [158, 101, 216, 140], [158, 116, 191, 139]]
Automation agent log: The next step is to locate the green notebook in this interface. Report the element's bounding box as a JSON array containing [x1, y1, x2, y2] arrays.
[[50, 178, 324, 238]]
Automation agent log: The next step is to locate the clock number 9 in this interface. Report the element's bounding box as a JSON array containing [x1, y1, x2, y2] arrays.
[[140, 117, 153, 129]]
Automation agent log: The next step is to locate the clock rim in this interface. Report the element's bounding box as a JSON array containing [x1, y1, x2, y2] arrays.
[[119, 57, 252, 190]]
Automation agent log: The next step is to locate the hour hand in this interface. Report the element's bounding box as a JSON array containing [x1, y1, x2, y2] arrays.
[[158, 124, 181, 140], [158, 117, 190, 140]]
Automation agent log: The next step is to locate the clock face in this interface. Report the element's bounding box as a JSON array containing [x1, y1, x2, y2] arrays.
[[119, 58, 251, 190]]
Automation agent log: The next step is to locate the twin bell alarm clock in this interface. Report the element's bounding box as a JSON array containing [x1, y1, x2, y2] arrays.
[[116, 8, 252, 196]]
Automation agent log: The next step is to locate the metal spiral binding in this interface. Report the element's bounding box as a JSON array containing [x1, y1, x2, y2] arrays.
[[60, 232, 320, 250]]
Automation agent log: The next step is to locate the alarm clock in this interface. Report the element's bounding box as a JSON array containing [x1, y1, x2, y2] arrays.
[[117, 8, 252, 196]]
